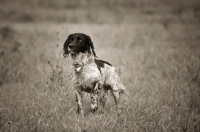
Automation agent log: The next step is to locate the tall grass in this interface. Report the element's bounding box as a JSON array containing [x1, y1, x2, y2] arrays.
[[0, 0, 200, 131], [0, 21, 199, 131]]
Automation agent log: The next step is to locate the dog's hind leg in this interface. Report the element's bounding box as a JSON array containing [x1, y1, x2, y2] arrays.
[[111, 84, 126, 111], [99, 88, 107, 113], [99, 89, 107, 108], [112, 90, 120, 109]]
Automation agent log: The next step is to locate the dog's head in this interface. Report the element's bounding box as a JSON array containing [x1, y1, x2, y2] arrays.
[[63, 33, 97, 58]]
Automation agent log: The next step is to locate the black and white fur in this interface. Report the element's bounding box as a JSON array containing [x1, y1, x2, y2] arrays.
[[63, 33, 126, 116]]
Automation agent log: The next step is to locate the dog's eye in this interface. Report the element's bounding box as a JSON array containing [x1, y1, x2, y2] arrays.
[[77, 37, 82, 43], [69, 38, 73, 42]]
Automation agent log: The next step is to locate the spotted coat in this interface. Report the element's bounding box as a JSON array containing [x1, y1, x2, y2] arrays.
[[63, 33, 126, 116], [72, 52, 126, 115]]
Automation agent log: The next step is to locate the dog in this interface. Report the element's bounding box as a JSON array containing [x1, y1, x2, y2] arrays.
[[63, 33, 126, 116]]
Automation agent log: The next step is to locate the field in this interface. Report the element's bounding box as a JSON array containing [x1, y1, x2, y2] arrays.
[[0, 0, 200, 131]]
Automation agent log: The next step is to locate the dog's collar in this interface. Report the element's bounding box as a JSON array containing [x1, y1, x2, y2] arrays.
[[73, 59, 93, 72], [73, 63, 83, 72], [73, 55, 94, 72]]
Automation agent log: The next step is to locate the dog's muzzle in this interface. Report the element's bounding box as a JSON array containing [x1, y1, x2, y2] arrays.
[[68, 43, 75, 49], [68, 43, 75, 53]]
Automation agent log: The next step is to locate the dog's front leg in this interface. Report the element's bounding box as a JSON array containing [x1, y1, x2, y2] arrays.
[[90, 82, 99, 113], [75, 89, 84, 116]]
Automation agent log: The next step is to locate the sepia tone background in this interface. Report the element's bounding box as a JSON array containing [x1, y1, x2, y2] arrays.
[[0, 0, 200, 131]]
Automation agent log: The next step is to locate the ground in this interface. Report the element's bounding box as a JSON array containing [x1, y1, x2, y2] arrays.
[[0, 0, 200, 131]]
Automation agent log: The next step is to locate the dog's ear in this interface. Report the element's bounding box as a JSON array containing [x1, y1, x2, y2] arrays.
[[63, 34, 72, 58], [86, 35, 97, 58]]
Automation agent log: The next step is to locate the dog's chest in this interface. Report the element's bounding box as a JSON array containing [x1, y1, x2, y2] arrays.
[[73, 64, 101, 91]]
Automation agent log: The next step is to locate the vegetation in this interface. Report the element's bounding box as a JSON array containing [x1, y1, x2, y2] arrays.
[[0, 0, 200, 131]]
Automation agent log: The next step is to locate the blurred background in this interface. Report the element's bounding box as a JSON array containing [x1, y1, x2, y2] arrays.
[[0, 0, 200, 131], [0, 0, 200, 24]]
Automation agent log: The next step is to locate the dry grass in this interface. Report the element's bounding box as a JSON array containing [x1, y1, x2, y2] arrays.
[[0, 0, 200, 132]]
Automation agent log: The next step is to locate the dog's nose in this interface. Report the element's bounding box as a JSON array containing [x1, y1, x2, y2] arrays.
[[68, 43, 74, 49]]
